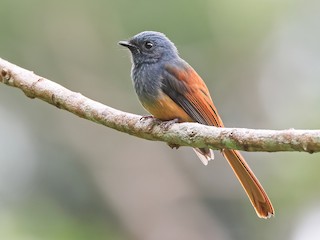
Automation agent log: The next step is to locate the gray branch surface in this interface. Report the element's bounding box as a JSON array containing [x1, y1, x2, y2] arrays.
[[1, 57, 319, 153]]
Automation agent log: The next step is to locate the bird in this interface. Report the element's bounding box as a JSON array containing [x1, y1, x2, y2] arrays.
[[119, 31, 274, 218]]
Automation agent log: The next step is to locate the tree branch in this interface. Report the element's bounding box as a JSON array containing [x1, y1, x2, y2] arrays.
[[1, 57, 319, 153]]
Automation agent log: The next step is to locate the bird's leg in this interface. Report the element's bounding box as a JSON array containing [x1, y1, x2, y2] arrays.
[[139, 115, 163, 132], [140, 115, 162, 125], [160, 118, 181, 149], [159, 118, 180, 130], [140, 116, 181, 149], [140, 115, 156, 121]]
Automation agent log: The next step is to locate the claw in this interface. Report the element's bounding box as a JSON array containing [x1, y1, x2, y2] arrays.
[[160, 118, 180, 130], [140, 115, 155, 121]]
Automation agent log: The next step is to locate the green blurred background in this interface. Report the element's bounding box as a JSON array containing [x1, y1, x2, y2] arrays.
[[1, 0, 320, 239]]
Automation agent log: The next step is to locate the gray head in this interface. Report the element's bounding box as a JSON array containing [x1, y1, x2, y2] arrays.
[[119, 31, 179, 65]]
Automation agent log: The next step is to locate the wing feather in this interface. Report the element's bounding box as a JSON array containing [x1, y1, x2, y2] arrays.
[[162, 62, 223, 127]]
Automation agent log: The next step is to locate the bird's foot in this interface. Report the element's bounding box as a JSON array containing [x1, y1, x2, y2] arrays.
[[159, 118, 180, 130], [140, 115, 155, 121]]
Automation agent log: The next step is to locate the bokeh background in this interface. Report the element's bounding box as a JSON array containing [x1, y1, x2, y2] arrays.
[[1, 0, 320, 239]]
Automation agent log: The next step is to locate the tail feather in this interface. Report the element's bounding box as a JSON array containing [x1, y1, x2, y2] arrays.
[[193, 148, 274, 218], [193, 148, 214, 166], [222, 149, 274, 218]]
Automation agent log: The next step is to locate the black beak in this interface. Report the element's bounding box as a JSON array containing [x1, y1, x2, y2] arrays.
[[118, 41, 136, 49]]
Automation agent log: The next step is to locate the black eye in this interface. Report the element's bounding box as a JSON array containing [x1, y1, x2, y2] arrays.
[[144, 41, 153, 49]]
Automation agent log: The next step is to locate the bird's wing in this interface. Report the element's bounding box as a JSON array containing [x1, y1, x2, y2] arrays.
[[162, 62, 224, 127]]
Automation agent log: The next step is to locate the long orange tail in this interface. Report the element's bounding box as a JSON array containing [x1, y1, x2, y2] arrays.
[[222, 149, 274, 218]]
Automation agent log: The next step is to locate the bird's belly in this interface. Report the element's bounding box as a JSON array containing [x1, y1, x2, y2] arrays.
[[141, 93, 193, 122]]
